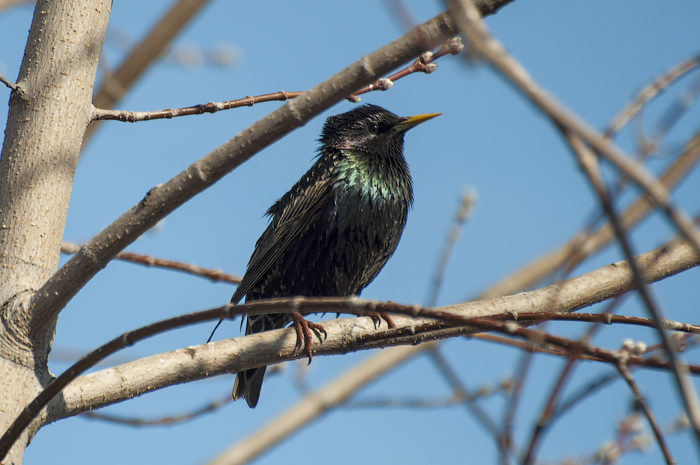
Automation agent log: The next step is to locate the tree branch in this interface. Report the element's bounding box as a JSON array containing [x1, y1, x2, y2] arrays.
[[54, 233, 700, 420], [478, 129, 700, 299], [60, 242, 242, 284], [205, 344, 424, 465], [616, 361, 675, 465], [0, 72, 15, 90], [604, 53, 700, 138], [448, 0, 700, 453], [2, 232, 697, 458], [447, 0, 700, 262], [90, 37, 464, 123], [84, 0, 213, 142], [566, 128, 700, 450]]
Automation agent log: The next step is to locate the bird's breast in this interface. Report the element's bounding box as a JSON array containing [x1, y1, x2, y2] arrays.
[[331, 158, 412, 249]]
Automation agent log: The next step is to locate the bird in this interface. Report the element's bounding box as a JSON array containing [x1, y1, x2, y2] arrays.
[[227, 104, 439, 408]]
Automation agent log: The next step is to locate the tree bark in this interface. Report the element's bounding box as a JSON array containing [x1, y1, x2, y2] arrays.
[[0, 1, 111, 463]]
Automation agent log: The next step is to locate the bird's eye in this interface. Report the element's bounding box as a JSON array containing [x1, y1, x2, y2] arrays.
[[368, 123, 379, 134]]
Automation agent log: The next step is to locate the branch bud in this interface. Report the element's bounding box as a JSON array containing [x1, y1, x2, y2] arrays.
[[447, 37, 465, 55], [422, 63, 438, 74], [376, 78, 393, 91], [419, 51, 434, 64]]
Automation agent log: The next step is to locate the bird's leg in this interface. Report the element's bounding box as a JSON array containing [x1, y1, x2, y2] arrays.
[[291, 312, 327, 364]]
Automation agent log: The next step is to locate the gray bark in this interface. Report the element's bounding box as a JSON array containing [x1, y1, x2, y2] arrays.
[[0, 1, 111, 463]]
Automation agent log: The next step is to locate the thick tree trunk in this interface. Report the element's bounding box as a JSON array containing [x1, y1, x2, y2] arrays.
[[0, 1, 110, 463]]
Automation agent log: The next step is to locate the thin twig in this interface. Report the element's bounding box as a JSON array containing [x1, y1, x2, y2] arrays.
[[500, 55, 700, 465], [579, 69, 700, 271], [605, 53, 700, 137], [501, 349, 533, 465], [427, 345, 502, 440], [540, 295, 627, 433], [382, 0, 419, 31], [472, 333, 568, 356], [566, 128, 700, 451], [476, 53, 700, 300], [522, 358, 577, 465], [351, 37, 464, 100], [83, 395, 231, 426], [426, 189, 476, 307], [91, 91, 303, 122], [643, 73, 700, 154], [506, 311, 700, 334], [0, 72, 16, 90], [345, 376, 512, 408], [556, 334, 700, 420], [60, 241, 241, 284], [616, 360, 675, 465]]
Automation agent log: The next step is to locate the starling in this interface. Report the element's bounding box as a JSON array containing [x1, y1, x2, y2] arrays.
[[229, 104, 439, 408]]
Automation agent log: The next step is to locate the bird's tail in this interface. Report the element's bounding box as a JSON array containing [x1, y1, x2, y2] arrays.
[[232, 312, 290, 408], [232, 365, 266, 408]]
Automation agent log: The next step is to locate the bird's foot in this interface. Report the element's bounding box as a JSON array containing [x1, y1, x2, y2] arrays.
[[291, 313, 327, 364], [363, 311, 397, 329]]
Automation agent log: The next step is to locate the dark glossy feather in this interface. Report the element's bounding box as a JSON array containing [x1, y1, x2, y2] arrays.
[[231, 104, 438, 408]]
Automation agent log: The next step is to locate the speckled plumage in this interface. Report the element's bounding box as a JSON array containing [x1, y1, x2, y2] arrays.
[[230, 104, 438, 408]]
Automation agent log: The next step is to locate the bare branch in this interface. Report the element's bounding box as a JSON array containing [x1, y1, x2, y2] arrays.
[[490, 54, 700, 462], [60, 242, 241, 284], [500, 347, 532, 465], [40, 235, 700, 419], [0, 0, 33, 14], [344, 377, 513, 408], [0, 72, 16, 90], [382, 0, 419, 31], [605, 53, 700, 137], [427, 345, 501, 439], [2, 231, 696, 459], [85, 0, 213, 142], [565, 127, 700, 449], [351, 37, 464, 101], [427, 189, 476, 306], [91, 91, 303, 122], [82, 395, 231, 427], [71, 233, 700, 406], [616, 361, 675, 465], [447, 0, 700, 267], [523, 358, 577, 465], [204, 344, 423, 465], [479, 130, 700, 299]]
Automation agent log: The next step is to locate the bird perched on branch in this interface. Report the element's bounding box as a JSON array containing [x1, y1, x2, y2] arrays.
[[225, 104, 439, 408]]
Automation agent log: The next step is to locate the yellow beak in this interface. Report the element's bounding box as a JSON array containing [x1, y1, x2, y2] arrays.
[[392, 112, 441, 133]]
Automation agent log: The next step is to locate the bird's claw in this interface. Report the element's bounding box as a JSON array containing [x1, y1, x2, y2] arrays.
[[364, 311, 397, 329], [291, 313, 327, 365]]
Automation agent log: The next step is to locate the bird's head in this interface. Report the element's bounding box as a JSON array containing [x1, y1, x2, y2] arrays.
[[319, 104, 440, 156]]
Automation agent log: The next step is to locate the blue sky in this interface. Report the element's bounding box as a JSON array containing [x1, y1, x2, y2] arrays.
[[2, 1, 700, 464]]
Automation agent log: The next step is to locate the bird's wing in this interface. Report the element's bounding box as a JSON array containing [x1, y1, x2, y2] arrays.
[[230, 165, 337, 304]]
